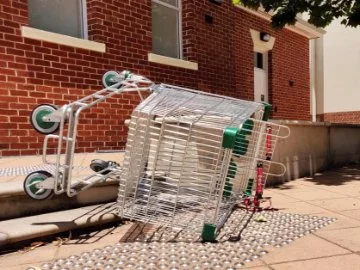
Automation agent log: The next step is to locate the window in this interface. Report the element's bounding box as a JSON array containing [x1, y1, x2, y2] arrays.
[[254, 52, 264, 69], [28, 0, 87, 39], [152, 0, 182, 59]]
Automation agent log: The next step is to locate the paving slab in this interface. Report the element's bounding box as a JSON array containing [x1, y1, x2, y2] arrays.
[[312, 211, 360, 231], [315, 227, 360, 252], [0, 244, 57, 268], [0, 203, 119, 246], [53, 223, 133, 259], [341, 209, 360, 221], [244, 267, 271, 270], [270, 201, 327, 215], [0, 223, 133, 270], [262, 234, 349, 264], [309, 197, 360, 212], [271, 254, 360, 270], [264, 192, 300, 205], [279, 189, 346, 201]]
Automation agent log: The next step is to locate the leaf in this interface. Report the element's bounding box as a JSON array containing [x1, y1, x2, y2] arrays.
[[53, 237, 69, 247], [254, 215, 268, 222], [21, 242, 45, 253], [238, 0, 360, 29]]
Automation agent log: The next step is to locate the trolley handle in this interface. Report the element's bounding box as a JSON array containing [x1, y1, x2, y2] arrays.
[[113, 70, 153, 86], [278, 124, 291, 139], [42, 134, 59, 165], [265, 160, 287, 177]]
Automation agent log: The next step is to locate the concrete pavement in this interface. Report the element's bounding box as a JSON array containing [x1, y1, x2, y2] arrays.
[[0, 153, 359, 269]]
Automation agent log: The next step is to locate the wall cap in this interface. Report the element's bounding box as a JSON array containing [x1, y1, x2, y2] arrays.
[[21, 26, 106, 53], [235, 6, 326, 39], [148, 53, 198, 70], [271, 120, 360, 128]]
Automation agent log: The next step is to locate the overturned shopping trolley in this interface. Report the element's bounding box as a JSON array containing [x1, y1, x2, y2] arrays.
[[24, 71, 290, 241], [116, 82, 290, 241]]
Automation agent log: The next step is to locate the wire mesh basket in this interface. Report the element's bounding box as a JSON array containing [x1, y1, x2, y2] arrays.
[[117, 84, 290, 241]]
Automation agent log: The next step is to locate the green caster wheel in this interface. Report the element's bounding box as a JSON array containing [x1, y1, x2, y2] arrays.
[[102, 70, 120, 87], [24, 170, 53, 200], [30, 104, 59, 134], [201, 223, 217, 242]]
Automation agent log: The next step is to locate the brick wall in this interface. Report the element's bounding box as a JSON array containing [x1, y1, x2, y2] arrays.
[[233, 11, 310, 120], [0, 0, 310, 156], [318, 111, 360, 125]]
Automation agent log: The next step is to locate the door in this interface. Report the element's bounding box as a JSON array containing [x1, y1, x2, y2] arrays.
[[254, 52, 268, 103]]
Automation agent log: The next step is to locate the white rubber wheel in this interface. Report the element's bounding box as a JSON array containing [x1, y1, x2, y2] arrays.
[[24, 170, 53, 200], [102, 71, 119, 87], [30, 104, 59, 134]]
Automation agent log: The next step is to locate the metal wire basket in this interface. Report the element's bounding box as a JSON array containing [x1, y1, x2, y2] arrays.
[[117, 83, 290, 241]]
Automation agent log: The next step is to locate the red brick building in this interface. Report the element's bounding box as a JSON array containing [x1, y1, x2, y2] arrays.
[[0, 0, 322, 156]]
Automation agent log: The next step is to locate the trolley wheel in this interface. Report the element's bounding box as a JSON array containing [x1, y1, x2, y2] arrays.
[[90, 159, 119, 175], [102, 70, 119, 88], [201, 224, 217, 242], [23, 170, 54, 200], [30, 104, 60, 134]]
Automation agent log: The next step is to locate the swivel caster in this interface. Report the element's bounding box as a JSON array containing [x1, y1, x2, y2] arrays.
[[90, 159, 119, 175], [24, 170, 54, 200], [30, 104, 59, 134], [102, 71, 120, 88]]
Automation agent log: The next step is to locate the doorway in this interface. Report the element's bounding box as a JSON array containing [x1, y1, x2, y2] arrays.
[[254, 51, 268, 103]]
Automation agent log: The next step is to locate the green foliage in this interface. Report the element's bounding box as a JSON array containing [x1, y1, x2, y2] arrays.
[[233, 0, 360, 29]]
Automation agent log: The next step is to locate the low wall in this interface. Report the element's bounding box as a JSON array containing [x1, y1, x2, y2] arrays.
[[268, 121, 360, 185]]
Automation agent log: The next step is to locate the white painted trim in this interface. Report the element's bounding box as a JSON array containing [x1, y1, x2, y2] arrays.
[[148, 53, 198, 70], [236, 5, 325, 39], [81, 0, 88, 39], [250, 29, 276, 53], [21, 26, 106, 53]]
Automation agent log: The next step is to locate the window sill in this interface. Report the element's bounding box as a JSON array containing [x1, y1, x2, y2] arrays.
[[21, 26, 106, 53], [148, 53, 198, 71]]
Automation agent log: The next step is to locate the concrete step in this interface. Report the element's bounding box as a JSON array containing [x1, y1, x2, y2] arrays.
[[0, 180, 119, 221], [0, 202, 119, 247]]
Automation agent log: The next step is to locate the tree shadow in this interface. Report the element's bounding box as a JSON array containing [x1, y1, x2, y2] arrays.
[[31, 203, 122, 244], [302, 165, 360, 186]]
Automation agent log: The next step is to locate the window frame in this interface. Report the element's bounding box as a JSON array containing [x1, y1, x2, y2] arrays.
[[152, 0, 183, 59], [80, 0, 88, 39], [28, 0, 88, 40]]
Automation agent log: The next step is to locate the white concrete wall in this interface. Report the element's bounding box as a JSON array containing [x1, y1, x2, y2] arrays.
[[268, 121, 360, 185], [322, 20, 360, 113]]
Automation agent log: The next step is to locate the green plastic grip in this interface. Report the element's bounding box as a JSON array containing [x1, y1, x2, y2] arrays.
[[262, 103, 272, 121]]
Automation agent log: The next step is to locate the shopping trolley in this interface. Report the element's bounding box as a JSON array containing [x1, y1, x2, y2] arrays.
[[24, 71, 290, 241], [116, 83, 290, 241], [24, 71, 153, 200]]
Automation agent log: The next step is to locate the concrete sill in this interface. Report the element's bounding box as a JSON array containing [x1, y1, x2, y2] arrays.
[[148, 53, 198, 70], [21, 26, 106, 53]]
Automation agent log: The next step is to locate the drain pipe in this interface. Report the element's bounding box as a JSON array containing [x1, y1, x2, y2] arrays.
[[310, 39, 317, 122]]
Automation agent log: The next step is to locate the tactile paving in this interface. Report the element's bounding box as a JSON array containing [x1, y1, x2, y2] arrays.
[[31, 208, 336, 270]]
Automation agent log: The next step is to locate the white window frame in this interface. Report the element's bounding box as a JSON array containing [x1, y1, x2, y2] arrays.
[[80, 0, 89, 39], [152, 0, 183, 59], [22, 0, 105, 52], [28, 0, 88, 40]]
